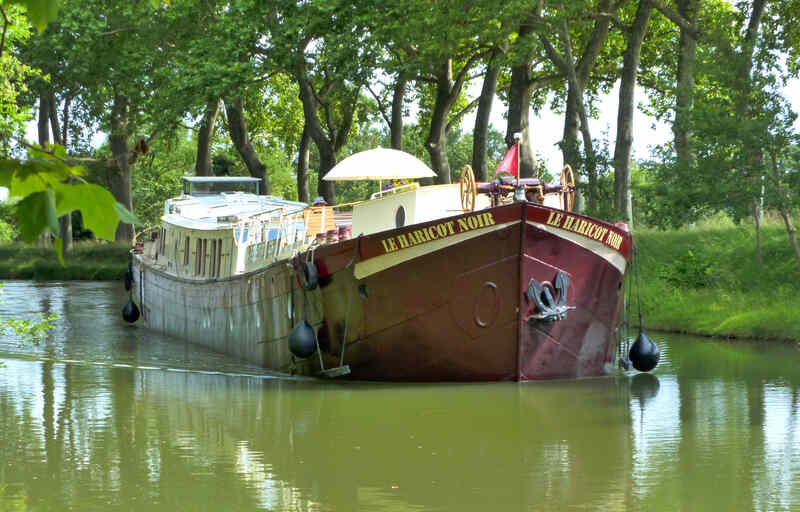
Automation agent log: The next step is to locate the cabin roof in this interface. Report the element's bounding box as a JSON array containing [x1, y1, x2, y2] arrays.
[[181, 176, 262, 183], [163, 192, 306, 230]]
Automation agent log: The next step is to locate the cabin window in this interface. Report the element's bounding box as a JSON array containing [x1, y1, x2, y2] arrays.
[[159, 228, 166, 256], [217, 238, 223, 276], [210, 240, 217, 278], [195, 239, 202, 275], [184, 236, 190, 266], [201, 238, 208, 276]]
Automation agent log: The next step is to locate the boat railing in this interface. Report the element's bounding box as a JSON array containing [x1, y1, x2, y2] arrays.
[[369, 182, 419, 200]]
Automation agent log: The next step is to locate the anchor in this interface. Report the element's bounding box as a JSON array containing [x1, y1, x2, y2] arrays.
[[525, 271, 576, 322]]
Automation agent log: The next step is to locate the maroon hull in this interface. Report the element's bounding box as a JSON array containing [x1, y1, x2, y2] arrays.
[[305, 203, 631, 381]]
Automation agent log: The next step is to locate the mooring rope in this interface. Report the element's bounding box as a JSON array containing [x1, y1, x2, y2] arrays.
[[337, 236, 362, 368], [634, 243, 644, 332], [620, 244, 638, 367]]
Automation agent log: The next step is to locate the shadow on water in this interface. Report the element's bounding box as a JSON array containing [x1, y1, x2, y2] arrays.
[[1, 282, 800, 511]]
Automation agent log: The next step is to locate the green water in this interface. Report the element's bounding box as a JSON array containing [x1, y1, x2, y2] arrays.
[[1, 281, 799, 511]]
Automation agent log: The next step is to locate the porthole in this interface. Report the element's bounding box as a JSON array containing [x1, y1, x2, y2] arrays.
[[395, 205, 406, 228]]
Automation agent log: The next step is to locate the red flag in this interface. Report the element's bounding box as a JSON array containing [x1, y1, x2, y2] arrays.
[[494, 144, 519, 178]]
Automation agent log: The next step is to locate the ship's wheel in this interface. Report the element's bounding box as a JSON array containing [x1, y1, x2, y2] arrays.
[[460, 165, 477, 212], [560, 164, 575, 212]]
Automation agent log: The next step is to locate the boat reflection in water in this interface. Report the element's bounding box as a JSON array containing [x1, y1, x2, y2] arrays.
[[3, 328, 800, 511]]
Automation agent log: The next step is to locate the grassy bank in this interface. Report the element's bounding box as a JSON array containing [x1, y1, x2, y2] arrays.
[[635, 218, 800, 341], [0, 243, 130, 280]]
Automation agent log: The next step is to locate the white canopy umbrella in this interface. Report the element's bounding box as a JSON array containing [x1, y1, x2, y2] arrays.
[[323, 148, 436, 181]]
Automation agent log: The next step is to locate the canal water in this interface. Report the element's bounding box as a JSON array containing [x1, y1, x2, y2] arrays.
[[1, 281, 799, 511]]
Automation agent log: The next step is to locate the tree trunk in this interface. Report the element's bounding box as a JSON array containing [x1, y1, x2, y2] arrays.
[[505, 63, 535, 178], [59, 216, 73, 254], [425, 55, 480, 184], [673, 0, 698, 171], [558, 0, 615, 174], [36, 94, 52, 247], [779, 209, 800, 273], [296, 75, 337, 204], [390, 74, 407, 150], [562, 86, 582, 171], [61, 94, 71, 148], [578, 102, 596, 213], [195, 99, 220, 177], [736, 0, 768, 235], [316, 143, 336, 202], [109, 94, 134, 242], [38, 93, 50, 147], [47, 93, 62, 146], [426, 60, 455, 184], [297, 124, 311, 203], [769, 148, 800, 272], [472, 53, 500, 182], [225, 96, 269, 194], [52, 94, 72, 253], [613, 0, 653, 225], [562, 84, 592, 213], [427, 121, 450, 184], [43, 92, 72, 252], [753, 201, 763, 266], [538, 0, 615, 211]]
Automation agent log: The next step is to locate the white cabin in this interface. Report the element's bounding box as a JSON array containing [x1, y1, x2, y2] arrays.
[[146, 177, 313, 280]]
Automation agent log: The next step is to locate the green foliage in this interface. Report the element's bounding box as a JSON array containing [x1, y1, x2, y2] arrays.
[[0, 203, 19, 242], [131, 134, 192, 229], [262, 148, 298, 201], [0, 145, 139, 258], [639, 0, 800, 234], [636, 219, 800, 340], [446, 127, 506, 176], [659, 249, 717, 288], [0, 3, 40, 141], [1, 0, 138, 262], [0, 241, 129, 279], [3, 0, 60, 32]]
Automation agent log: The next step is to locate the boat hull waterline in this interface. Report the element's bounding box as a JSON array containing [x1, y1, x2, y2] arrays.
[[308, 202, 630, 381], [133, 202, 631, 381]]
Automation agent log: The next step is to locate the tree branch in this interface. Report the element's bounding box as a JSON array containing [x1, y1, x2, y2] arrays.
[[451, 51, 487, 94], [651, 0, 701, 39], [539, 34, 569, 75], [636, 73, 670, 95], [576, 0, 618, 84], [527, 74, 562, 90], [12, 137, 103, 168], [0, 5, 9, 59], [446, 97, 480, 133], [333, 86, 361, 152], [365, 83, 392, 127], [100, 26, 138, 37]]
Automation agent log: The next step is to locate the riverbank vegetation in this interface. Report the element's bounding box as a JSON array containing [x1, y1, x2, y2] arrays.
[[636, 215, 800, 342], [0, 243, 129, 280]]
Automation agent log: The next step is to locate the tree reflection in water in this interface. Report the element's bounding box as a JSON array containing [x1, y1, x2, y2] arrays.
[[0, 282, 799, 511]]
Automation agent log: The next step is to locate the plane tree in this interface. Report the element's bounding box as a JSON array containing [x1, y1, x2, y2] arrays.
[[1, 0, 137, 255], [265, 0, 379, 204], [23, 0, 190, 241], [536, 0, 628, 212]]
